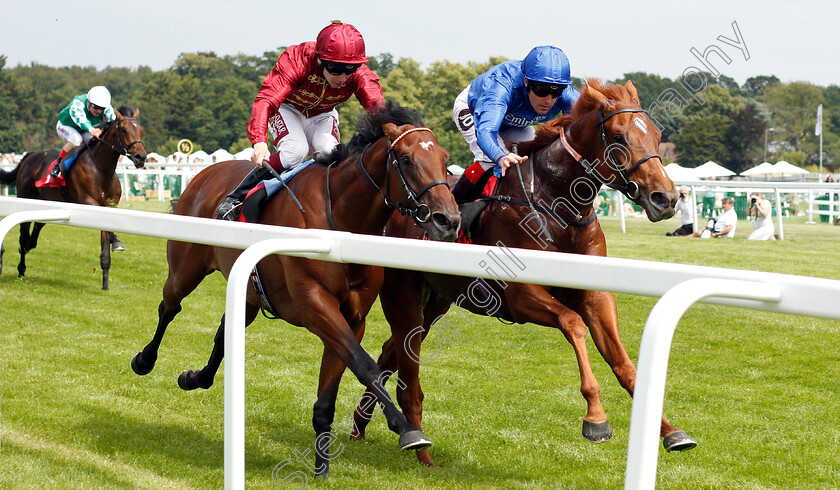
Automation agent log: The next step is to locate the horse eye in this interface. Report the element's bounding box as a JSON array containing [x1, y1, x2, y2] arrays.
[[612, 133, 625, 143], [400, 155, 412, 166]]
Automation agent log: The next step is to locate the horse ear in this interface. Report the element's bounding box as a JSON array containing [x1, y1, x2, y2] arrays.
[[133, 107, 140, 119], [584, 83, 608, 106], [624, 80, 640, 103], [382, 122, 400, 141]]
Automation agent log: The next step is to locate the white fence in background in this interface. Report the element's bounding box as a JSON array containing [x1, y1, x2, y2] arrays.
[[2, 197, 840, 489]]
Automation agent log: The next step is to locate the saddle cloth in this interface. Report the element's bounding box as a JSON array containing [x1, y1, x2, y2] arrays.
[[34, 152, 80, 188]]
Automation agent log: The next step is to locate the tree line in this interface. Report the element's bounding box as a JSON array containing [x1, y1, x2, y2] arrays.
[[1, 51, 837, 174]]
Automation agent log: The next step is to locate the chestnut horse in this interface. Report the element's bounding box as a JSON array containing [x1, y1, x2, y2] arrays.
[[129, 102, 461, 477], [351, 80, 696, 467], [0, 106, 146, 290]]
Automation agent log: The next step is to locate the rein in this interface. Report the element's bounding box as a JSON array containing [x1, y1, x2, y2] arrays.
[[481, 143, 595, 239], [561, 108, 660, 200], [480, 193, 597, 229], [327, 127, 448, 231]]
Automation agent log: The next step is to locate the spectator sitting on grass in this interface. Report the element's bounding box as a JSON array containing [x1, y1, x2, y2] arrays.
[[690, 196, 737, 238]]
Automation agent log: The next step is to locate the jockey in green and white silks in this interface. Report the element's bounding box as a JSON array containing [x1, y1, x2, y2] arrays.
[[40, 86, 115, 186]]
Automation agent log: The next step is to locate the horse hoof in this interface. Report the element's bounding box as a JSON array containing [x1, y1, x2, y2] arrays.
[[131, 352, 155, 375], [663, 430, 697, 452], [582, 420, 613, 443], [178, 370, 213, 390], [399, 430, 432, 451], [111, 242, 126, 252], [178, 371, 196, 390]]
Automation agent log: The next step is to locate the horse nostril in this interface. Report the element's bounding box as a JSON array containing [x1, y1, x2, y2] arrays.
[[650, 191, 670, 208], [432, 213, 454, 231]]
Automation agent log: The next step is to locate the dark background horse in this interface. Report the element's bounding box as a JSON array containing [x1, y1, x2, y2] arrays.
[[129, 101, 461, 477], [352, 80, 696, 467], [0, 106, 146, 290]]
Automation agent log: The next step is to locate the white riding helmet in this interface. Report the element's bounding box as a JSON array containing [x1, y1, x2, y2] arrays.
[[87, 86, 111, 108]]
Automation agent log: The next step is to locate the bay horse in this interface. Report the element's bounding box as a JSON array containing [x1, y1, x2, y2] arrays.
[[351, 80, 697, 467], [0, 106, 146, 290], [129, 101, 461, 477]]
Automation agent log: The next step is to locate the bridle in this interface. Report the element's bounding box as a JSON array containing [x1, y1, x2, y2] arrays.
[[96, 117, 144, 154], [91, 117, 145, 169], [560, 107, 660, 200], [355, 126, 449, 224]]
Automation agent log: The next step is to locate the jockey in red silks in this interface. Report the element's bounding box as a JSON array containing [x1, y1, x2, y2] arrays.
[[217, 20, 385, 220]]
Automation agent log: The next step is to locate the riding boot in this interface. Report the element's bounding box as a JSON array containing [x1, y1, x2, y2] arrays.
[[216, 166, 270, 220], [49, 158, 63, 179], [450, 172, 476, 205]]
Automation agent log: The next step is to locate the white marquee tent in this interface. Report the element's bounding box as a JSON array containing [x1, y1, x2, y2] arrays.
[[188, 150, 211, 163], [770, 160, 809, 176], [692, 160, 735, 178], [740, 162, 775, 176], [210, 149, 235, 162], [234, 148, 254, 160], [664, 163, 694, 180]]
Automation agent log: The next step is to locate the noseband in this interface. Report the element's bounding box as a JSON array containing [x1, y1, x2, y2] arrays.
[[561, 108, 660, 200], [357, 127, 449, 223]]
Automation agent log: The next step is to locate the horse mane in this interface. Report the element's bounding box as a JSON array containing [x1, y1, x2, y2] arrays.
[[327, 99, 426, 163], [516, 79, 636, 155]]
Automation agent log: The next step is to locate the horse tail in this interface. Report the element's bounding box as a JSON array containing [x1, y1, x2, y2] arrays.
[[0, 162, 21, 187]]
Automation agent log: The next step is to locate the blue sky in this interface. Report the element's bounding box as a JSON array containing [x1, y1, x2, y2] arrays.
[[2, 0, 835, 86]]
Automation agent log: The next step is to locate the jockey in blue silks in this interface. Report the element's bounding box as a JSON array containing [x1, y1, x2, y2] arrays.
[[450, 45, 580, 203]]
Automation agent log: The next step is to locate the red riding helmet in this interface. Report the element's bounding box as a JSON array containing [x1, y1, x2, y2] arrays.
[[316, 20, 369, 63]]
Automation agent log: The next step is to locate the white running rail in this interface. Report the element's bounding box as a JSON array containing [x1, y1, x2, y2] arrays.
[[1, 197, 840, 489]]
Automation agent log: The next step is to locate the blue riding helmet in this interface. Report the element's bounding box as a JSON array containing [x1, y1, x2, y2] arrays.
[[522, 46, 571, 85]]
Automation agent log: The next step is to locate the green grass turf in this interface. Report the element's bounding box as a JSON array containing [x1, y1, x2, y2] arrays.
[[1, 201, 839, 488]]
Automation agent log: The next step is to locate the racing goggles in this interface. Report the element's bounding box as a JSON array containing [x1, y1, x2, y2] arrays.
[[322, 60, 362, 76], [528, 80, 566, 98]]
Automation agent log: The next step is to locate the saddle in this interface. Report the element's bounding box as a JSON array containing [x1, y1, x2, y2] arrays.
[[238, 160, 316, 223]]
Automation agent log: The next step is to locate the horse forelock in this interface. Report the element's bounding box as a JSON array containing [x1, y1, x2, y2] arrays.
[[574, 79, 638, 116], [116, 105, 135, 118]]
